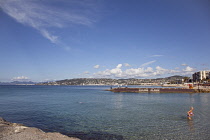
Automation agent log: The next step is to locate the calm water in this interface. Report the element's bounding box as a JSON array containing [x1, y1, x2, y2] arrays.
[[0, 85, 210, 140]]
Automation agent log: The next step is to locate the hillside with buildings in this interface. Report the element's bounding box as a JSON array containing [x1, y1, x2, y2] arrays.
[[37, 75, 186, 86], [37, 70, 210, 86], [1, 71, 209, 86]]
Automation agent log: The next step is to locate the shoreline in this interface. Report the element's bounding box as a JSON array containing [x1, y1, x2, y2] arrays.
[[0, 117, 80, 140], [106, 87, 210, 93]]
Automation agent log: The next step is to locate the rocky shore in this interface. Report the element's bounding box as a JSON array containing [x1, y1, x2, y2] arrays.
[[0, 117, 80, 140]]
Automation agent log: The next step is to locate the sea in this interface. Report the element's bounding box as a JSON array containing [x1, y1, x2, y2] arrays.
[[0, 85, 210, 140]]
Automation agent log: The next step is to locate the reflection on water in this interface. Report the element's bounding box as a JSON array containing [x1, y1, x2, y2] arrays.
[[189, 94, 195, 104], [113, 94, 124, 109], [0, 86, 210, 140], [187, 119, 194, 131], [200, 94, 209, 105]]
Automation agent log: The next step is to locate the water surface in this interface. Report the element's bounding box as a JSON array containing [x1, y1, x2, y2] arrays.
[[0, 85, 210, 139]]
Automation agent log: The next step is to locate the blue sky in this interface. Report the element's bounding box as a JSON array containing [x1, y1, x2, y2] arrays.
[[0, 0, 209, 82]]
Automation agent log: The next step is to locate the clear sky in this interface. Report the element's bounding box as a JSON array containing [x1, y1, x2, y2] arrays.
[[0, 0, 210, 82]]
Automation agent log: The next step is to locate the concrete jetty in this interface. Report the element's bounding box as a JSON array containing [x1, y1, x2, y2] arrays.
[[106, 87, 210, 93]]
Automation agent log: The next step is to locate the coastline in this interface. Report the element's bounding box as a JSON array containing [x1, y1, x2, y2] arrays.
[[106, 87, 210, 93], [0, 117, 80, 140]]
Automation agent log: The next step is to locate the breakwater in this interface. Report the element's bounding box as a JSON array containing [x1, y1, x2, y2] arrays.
[[106, 87, 210, 93]]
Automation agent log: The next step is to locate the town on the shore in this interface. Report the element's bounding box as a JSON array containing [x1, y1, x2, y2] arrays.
[[35, 70, 210, 88], [1, 71, 210, 88]]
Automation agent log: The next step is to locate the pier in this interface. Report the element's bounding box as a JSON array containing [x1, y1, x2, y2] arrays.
[[106, 87, 210, 93]]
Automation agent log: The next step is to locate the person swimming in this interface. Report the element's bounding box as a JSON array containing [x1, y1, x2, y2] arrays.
[[187, 107, 194, 120]]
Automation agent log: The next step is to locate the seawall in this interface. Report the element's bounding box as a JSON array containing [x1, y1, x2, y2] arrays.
[[106, 87, 210, 93]]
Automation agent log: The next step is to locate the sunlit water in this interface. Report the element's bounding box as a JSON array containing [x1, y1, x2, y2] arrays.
[[0, 85, 210, 140]]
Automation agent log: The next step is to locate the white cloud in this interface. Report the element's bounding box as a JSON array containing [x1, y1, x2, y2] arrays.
[[83, 71, 90, 74], [154, 66, 171, 76], [94, 65, 100, 69], [181, 64, 188, 66], [40, 29, 58, 43], [95, 64, 123, 78], [180, 66, 195, 75], [140, 60, 156, 67], [90, 61, 200, 78], [0, 0, 96, 47], [124, 68, 150, 77], [116, 64, 122, 69], [43, 79, 56, 82], [183, 66, 194, 72], [124, 63, 131, 67], [110, 68, 122, 75], [94, 64, 179, 78], [150, 55, 163, 57], [12, 76, 30, 81]]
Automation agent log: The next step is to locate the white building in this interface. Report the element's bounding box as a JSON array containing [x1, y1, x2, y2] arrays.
[[193, 70, 210, 82]]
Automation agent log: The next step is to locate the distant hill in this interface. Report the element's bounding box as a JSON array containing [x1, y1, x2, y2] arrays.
[[157, 75, 185, 80], [37, 75, 187, 86], [0, 81, 36, 85], [166, 75, 185, 79]]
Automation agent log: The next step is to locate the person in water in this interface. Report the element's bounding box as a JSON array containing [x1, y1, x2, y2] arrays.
[[187, 107, 194, 120]]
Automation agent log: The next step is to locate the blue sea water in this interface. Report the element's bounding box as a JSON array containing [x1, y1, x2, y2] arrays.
[[0, 85, 210, 140]]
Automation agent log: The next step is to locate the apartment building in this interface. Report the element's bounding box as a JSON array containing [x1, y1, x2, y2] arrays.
[[193, 70, 210, 82]]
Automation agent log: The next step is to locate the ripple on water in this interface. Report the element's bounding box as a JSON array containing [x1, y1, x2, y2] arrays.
[[1, 86, 210, 140]]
